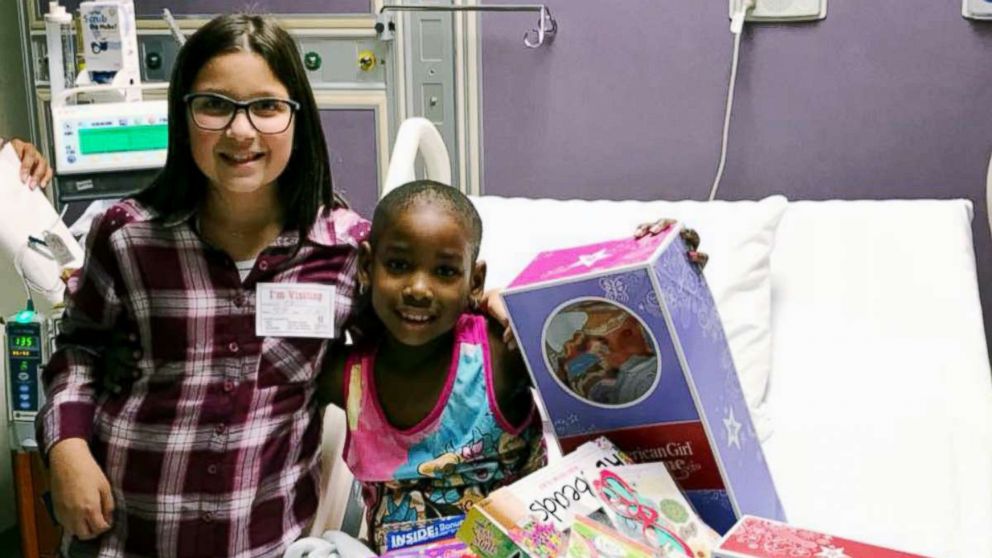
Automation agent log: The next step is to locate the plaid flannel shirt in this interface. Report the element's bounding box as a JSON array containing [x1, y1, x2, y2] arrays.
[[38, 198, 369, 558]]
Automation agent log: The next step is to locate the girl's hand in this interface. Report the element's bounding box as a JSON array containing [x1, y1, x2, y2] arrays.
[[49, 438, 115, 540], [8, 138, 53, 190], [479, 290, 518, 351], [634, 218, 709, 269]]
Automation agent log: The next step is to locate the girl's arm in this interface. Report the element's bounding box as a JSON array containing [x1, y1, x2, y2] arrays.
[[487, 318, 534, 428], [317, 289, 379, 409], [316, 343, 348, 408], [40, 205, 131, 540], [39, 206, 129, 454]]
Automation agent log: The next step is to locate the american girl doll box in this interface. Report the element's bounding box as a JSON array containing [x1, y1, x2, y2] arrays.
[[501, 224, 783, 533], [714, 516, 929, 558]]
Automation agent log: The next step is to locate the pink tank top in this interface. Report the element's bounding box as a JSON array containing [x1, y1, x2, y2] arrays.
[[342, 313, 544, 550]]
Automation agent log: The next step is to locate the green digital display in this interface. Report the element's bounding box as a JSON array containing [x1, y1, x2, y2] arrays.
[[78, 124, 168, 155], [11, 336, 36, 348]]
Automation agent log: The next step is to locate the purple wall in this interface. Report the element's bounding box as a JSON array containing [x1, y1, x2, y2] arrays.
[[480, 0, 992, 351], [321, 109, 379, 220]]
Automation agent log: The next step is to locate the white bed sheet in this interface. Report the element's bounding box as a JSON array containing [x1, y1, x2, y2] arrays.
[[764, 200, 992, 557]]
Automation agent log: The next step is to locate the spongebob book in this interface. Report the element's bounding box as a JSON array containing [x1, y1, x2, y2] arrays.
[[382, 516, 467, 553]]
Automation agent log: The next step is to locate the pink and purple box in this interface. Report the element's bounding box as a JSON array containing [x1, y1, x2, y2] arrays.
[[501, 224, 783, 533]]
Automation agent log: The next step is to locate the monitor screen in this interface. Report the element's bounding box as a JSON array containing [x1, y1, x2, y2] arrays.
[[78, 124, 168, 155]]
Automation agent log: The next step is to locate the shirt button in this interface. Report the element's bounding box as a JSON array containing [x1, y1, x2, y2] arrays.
[[258, 260, 270, 271], [202, 511, 213, 523], [233, 294, 247, 307], [228, 341, 239, 354], [207, 464, 218, 475], [223, 379, 235, 393], [215, 423, 227, 435]]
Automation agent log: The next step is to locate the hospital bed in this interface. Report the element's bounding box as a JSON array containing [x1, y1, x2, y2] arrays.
[[309, 124, 992, 558]]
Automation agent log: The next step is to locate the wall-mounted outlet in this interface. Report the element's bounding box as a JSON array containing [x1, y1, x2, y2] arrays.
[[963, 0, 992, 20], [729, 0, 827, 22]]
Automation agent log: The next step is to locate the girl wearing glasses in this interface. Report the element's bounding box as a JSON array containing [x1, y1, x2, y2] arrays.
[[38, 14, 373, 557]]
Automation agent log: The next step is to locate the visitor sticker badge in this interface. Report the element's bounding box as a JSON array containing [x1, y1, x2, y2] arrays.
[[256, 283, 336, 338]]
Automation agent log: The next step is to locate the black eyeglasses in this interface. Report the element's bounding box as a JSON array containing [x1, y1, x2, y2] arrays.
[[183, 92, 301, 134]]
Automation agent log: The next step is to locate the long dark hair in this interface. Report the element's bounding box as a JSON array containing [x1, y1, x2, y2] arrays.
[[137, 14, 343, 240]]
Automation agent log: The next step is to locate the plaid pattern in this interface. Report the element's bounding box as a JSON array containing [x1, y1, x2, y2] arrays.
[[38, 199, 369, 558]]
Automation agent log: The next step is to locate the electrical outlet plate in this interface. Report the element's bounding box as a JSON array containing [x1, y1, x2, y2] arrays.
[[963, 0, 992, 20], [729, 0, 827, 22]]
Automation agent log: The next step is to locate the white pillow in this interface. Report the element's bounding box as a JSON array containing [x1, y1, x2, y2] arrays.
[[471, 195, 788, 441]]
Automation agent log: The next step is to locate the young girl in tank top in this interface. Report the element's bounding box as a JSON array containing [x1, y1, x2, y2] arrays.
[[318, 179, 545, 551]]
